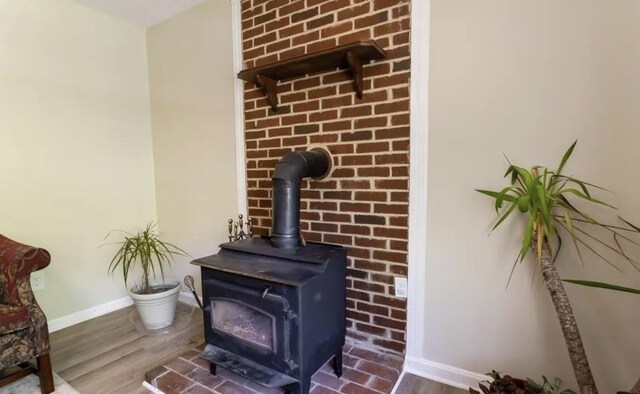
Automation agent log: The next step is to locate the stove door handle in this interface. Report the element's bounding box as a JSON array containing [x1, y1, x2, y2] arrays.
[[261, 286, 272, 298]]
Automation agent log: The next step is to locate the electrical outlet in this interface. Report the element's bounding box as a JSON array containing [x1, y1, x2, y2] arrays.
[[394, 276, 407, 298], [30, 272, 45, 291]]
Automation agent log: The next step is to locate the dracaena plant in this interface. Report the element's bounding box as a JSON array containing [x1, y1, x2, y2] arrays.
[[477, 141, 640, 394], [104, 222, 187, 295]]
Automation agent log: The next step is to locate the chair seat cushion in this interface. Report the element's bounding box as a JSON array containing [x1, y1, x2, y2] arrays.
[[0, 304, 30, 333]]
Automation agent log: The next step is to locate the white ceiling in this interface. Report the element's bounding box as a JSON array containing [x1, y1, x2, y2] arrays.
[[72, 0, 209, 28]]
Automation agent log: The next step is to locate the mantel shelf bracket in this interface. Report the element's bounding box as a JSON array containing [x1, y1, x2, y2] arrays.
[[237, 40, 386, 113], [346, 51, 364, 100], [255, 74, 278, 111]]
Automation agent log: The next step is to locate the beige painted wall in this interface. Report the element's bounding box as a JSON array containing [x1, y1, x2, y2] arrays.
[[146, 0, 238, 293], [426, 1, 640, 392], [0, 1, 157, 319]]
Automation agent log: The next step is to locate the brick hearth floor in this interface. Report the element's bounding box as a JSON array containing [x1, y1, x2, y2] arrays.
[[145, 344, 403, 394]]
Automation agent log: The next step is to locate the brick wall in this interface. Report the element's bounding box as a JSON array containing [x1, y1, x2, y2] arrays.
[[241, 0, 411, 354]]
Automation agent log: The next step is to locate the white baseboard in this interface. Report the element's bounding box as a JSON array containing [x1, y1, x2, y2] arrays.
[[178, 291, 200, 307], [48, 296, 133, 333], [48, 292, 200, 333], [142, 381, 164, 394], [402, 356, 486, 391]]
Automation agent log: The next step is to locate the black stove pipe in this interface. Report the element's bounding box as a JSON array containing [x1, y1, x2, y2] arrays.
[[271, 149, 331, 248]]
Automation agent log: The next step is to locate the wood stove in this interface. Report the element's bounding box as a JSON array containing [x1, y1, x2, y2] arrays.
[[191, 149, 346, 394]]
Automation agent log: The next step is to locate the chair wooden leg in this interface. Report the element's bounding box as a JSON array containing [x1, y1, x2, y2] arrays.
[[36, 353, 54, 394]]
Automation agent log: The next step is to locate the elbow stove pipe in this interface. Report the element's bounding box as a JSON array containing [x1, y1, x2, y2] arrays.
[[271, 148, 331, 248]]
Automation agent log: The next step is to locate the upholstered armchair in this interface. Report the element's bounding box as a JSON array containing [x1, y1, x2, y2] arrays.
[[0, 235, 54, 393]]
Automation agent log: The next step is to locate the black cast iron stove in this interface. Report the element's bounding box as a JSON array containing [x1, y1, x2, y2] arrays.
[[191, 149, 346, 394]]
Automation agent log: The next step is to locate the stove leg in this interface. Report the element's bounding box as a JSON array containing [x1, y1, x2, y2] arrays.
[[208, 362, 217, 376], [333, 349, 343, 378], [285, 378, 310, 394]]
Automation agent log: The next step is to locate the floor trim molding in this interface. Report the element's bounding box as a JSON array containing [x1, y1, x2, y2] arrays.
[[178, 291, 199, 307], [403, 356, 485, 391], [48, 292, 200, 333], [48, 296, 133, 332]]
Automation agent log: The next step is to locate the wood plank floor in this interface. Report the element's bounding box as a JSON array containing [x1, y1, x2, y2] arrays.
[[394, 373, 467, 394], [50, 303, 204, 394], [50, 304, 463, 394]]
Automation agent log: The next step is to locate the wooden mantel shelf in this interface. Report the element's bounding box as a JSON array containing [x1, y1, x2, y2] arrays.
[[237, 40, 386, 111]]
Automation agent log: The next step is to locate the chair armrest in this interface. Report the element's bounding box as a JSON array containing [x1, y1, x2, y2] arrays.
[[0, 235, 50, 306]]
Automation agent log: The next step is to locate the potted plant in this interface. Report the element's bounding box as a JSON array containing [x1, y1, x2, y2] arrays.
[[105, 222, 187, 330], [477, 141, 640, 394]]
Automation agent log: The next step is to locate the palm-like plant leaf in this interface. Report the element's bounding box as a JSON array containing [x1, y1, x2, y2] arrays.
[[102, 222, 188, 294], [477, 140, 640, 280], [563, 279, 640, 295]]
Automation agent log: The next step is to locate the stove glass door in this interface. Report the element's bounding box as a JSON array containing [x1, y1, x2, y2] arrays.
[[211, 300, 274, 351]]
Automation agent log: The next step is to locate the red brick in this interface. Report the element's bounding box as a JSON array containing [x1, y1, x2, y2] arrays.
[[279, 23, 305, 38], [391, 113, 410, 125], [389, 216, 407, 227], [391, 166, 409, 177], [341, 105, 372, 118], [374, 72, 409, 88], [341, 224, 371, 236], [327, 143, 354, 155], [321, 21, 353, 38], [392, 3, 410, 18], [372, 338, 405, 354], [323, 212, 350, 222], [322, 70, 353, 85], [279, 0, 305, 16], [354, 191, 386, 202], [244, 25, 265, 40], [375, 179, 407, 189], [323, 120, 351, 132], [309, 86, 337, 100], [373, 226, 407, 239], [341, 131, 372, 142], [309, 110, 338, 122], [337, 3, 370, 21], [340, 180, 369, 189], [354, 117, 388, 129], [342, 155, 372, 166], [354, 214, 385, 225], [358, 167, 390, 177], [319, 0, 350, 13], [358, 361, 400, 382], [387, 263, 406, 275], [307, 14, 334, 30], [293, 100, 321, 112], [373, 250, 406, 264], [322, 95, 352, 108], [331, 168, 355, 177], [280, 46, 306, 60], [266, 39, 290, 52], [292, 30, 320, 46], [324, 233, 353, 245], [281, 114, 307, 125], [354, 237, 387, 250], [255, 53, 279, 66], [291, 7, 318, 23], [360, 88, 388, 104]]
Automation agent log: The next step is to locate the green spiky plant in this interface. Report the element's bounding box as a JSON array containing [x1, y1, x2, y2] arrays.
[[477, 141, 640, 394], [105, 222, 187, 294]]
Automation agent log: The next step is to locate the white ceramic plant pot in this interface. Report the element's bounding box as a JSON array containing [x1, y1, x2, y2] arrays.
[[129, 279, 181, 330]]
